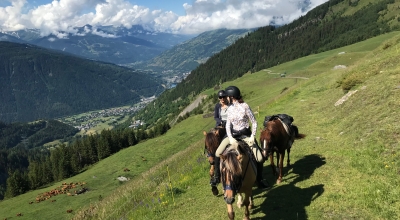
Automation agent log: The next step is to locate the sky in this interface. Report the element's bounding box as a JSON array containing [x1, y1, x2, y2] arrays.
[[0, 0, 329, 37]]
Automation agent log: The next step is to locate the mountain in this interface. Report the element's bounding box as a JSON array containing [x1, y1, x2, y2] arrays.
[[132, 28, 254, 78], [0, 41, 163, 123], [0, 33, 26, 44], [2, 25, 194, 66], [133, 0, 400, 127]]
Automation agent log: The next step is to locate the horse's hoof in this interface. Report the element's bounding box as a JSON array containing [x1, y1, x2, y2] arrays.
[[276, 179, 282, 184], [211, 185, 219, 196]]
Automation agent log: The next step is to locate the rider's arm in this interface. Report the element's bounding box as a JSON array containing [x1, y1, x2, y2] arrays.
[[214, 103, 222, 126], [245, 103, 257, 137], [226, 108, 233, 138]]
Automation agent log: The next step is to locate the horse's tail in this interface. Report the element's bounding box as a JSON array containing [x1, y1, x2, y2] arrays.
[[292, 125, 306, 139], [223, 149, 242, 176]]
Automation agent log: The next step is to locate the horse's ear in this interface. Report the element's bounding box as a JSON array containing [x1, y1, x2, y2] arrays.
[[203, 131, 207, 136]]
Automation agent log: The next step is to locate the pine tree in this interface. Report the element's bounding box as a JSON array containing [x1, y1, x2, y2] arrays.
[[4, 169, 29, 198]]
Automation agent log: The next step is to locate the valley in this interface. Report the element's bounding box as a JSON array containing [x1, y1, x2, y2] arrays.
[[1, 0, 400, 219], [59, 96, 157, 135]]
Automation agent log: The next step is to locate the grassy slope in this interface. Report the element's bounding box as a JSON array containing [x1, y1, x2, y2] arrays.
[[1, 31, 399, 219]]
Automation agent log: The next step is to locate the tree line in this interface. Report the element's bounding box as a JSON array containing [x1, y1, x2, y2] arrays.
[[0, 121, 170, 200]]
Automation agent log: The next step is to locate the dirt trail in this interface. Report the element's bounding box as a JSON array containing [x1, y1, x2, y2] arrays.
[[177, 94, 207, 118]]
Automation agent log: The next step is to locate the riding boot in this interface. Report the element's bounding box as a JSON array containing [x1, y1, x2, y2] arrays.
[[256, 162, 269, 189], [210, 156, 221, 186]]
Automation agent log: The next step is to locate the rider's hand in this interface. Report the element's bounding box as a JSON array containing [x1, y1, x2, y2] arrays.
[[247, 135, 255, 146], [229, 137, 238, 148]]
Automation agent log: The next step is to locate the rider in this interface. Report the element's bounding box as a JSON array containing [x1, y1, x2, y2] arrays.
[[213, 86, 268, 189], [214, 90, 231, 127]]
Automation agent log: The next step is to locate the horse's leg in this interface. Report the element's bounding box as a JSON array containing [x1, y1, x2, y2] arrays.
[[269, 152, 277, 176], [227, 203, 234, 220], [277, 151, 285, 184], [237, 193, 243, 208], [275, 152, 280, 175], [209, 158, 219, 196], [242, 192, 251, 220], [249, 195, 253, 209], [287, 147, 291, 167]]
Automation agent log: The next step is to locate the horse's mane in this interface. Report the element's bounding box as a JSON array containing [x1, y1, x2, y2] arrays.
[[205, 127, 226, 154], [222, 148, 242, 176], [222, 143, 247, 176]]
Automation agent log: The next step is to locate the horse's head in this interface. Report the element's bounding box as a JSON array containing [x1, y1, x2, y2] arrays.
[[259, 127, 272, 158], [203, 127, 225, 155]]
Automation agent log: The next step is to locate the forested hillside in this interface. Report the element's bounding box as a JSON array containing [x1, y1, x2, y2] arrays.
[[0, 119, 78, 199], [0, 118, 170, 200], [134, 28, 254, 77], [133, 0, 400, 127], [0, 120, 78, 150], [0, 42, 163, 123]]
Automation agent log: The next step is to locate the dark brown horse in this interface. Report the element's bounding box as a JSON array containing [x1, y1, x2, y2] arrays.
[[203, 126, 226, 196], [259, 118, 306, 184]]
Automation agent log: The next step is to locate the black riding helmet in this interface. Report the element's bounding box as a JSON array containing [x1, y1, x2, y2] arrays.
[[225, 86, 241, 99], [217, 90, 227, 97]]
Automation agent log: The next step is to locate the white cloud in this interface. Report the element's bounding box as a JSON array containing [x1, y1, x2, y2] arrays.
[[0, 0, 329, 36]]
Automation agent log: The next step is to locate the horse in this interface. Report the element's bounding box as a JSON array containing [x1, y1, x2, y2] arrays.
[[259, 117, 306, 184], [220, 141, 256, 220], [203, 126, 226, 196], [203, 127, 256, 220]]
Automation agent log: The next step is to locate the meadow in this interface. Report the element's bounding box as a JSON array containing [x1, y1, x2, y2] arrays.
[[0, 31, 399, 220]]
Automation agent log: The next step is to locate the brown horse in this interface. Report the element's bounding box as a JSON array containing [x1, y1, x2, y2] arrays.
[[203, 126, 226, 196], [220, 141, 256, 220], [259, 118, 306, 184], [203, 128, 256, 220]]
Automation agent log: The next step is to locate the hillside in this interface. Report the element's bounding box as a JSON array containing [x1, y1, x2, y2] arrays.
[[0, 119, 78, 200], [76, 31, 400, 219], [133, 28, 254, 77], [0, 41, 163, 123], [0, 120, 78, 150], [0, 29, 398, 219], [133, 0, 400, 127]]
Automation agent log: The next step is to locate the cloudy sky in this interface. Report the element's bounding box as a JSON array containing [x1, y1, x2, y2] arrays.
[[0, 0, 328, 36]]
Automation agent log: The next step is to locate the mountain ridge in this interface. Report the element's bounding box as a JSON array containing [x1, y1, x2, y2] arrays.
[[0, 41, 163, 123]]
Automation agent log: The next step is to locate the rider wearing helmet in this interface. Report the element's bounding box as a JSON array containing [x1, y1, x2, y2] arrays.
[[213, 86, 268, 189], [214, 90, 230, 127]]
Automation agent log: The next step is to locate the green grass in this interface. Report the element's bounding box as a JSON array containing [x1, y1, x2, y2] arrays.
[[1, 31, 400, 220]]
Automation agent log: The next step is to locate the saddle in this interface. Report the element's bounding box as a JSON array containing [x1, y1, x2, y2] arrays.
[[263, 114, 294, 128], [231, 127, 251, 138]]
